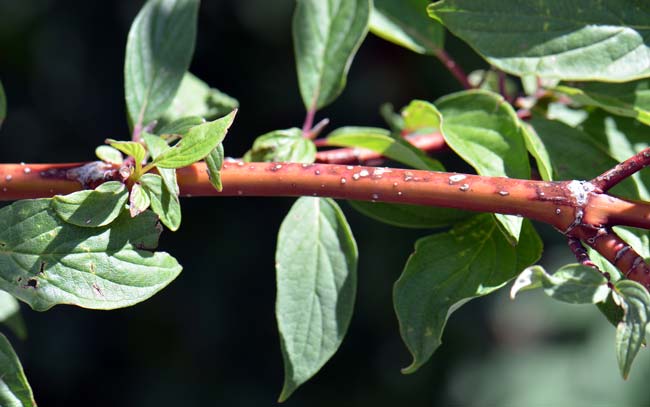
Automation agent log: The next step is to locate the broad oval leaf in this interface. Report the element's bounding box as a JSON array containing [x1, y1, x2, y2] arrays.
[[0, 199, 181, 311], [124, 0, 199, 127], [556, 80, 650, 125], [370, 0, 444, 54], [436, 90, 531, 243], [276, 197, 357, 401], [153, 109, 236, 169], [52, 182, 128, 227], [614, 279, 650, 379], [394, 215, 542, 374], [347, 200, 471, 229], [140, 173, 181, 231], [325, 126, 443, 170], [529, 117, 640, 199], [0, 333, 36, 407], [243, 128, 316, 164], [510, 264, 609, 304], [159, 72, 239, 125], [0, 80, 6, 129], [293, 0, 370, 110], [428, 0, 650, 81]]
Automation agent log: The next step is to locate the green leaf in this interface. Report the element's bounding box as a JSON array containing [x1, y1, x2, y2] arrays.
[[205, 143, 224, 191], [0, 333, 36, 406], [293, 0, 370, 110], [510, 264, 609, 304], [95, 146, 123, 165], [325, 126, 443, 171], [347, 200, 471, 229], [0, 80, 6, 130], [276, 197, 357, 401], [401, 99, 441, 132], [529, 117, 640, 199], [0, 291, 26, 340], [159, 72, 239, 124], [243, 128, 316, 163], [428, 0, 650, 81], [129, 183, 151, 217], [614, 280, 650, 379], [436, 90, 531, 243], [370, 0, 444, 54], [520, 123, 553, 181], [107, 140, 146, 164], [394, 215, 542, 374], [153, 109, 236, 169], [140, 173, 181, 231], [52, 182, 129, 228], [142, 133, 179, 196], [556, 80, 650, 125], [0, 199, 181, 311], [156, 116, 204, 136], [124, 0, 199, 127], [379, 103, 404, 133], [582, 112, 650, 200]]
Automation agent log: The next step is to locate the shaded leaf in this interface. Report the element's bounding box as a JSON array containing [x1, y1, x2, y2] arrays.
[[140, 173, 181, 231], [293, 0, 370, 110], [205, 143, 224, 191], [244, 128, 315, 163], [428, 0, 650, 81], [347, 200, 471, 229], [156, 116, 204, 136], [556, 80, 650, 125], [325, 126, 443, 170], [95, 146, 123, 165], [52, 182, 128, 228], [160, 72, 239, 125], [0, 199, 181, 311], [124, 0, 199, 127], [529, 117, 640, 199], [142, 133, 179, 196], [0, 291, 26, 340], [370, 0, 444, 54], [276, 197, 357, 401], [614, 280, 650, 379], [0, 333, 36, 406], [153, 109, 236, 169], [510, 264, 609, 304], [394, 215, 542, 373], [436, 90, 530, 243]]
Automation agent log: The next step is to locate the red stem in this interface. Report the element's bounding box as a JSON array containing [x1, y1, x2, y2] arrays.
[[434, 49, 472, 90]]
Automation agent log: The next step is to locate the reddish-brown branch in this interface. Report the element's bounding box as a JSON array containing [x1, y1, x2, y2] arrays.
[[592, 147, 650, 192], [3, 160, 650, 288], [434, 49, 472, 90], [315, 132, 447, 164]]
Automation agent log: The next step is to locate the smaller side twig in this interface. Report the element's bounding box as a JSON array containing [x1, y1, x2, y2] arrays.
[[592, 147, 650, 192]]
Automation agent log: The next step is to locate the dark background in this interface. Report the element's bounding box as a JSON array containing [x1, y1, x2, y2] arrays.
[[1, 1, 649, 406]]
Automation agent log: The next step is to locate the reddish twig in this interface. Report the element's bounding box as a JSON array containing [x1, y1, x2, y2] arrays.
[[592, 147, 650, 192], [434, 49, 472, 90], [315, 132, 447, 164], [567, 236, 599, 270]]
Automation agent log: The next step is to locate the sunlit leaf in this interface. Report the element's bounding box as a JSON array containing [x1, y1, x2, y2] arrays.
[[142, 133, 179, 196], [428, 0, 650, 81], [293, 0, 370, 110], [0, 199, 181, 311], [95, 146, 123, 165], [244, 128, 315, 164], [52, 182, 128, 228], [205, 143, 224, 191], [107, 140, 146, 164], [140, 173, 181, 231], [129, 183, 151, 217], [124, 0, 199, 127], [0, 333, 36, 406]]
